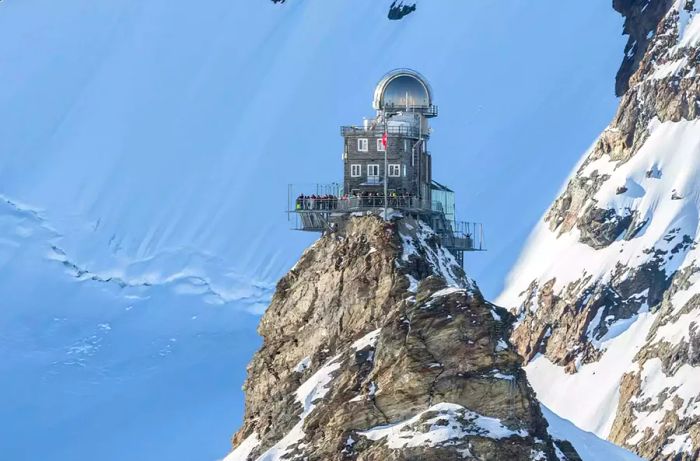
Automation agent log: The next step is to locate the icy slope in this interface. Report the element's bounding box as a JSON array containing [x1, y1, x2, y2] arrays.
[[498, 2, 700, 459], [0, 197, 262, 461]]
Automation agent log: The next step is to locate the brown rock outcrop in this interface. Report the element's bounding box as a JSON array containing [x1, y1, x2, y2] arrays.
[[225, 216, 579, 460]]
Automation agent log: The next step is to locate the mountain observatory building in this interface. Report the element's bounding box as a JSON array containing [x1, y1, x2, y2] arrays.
[[288, 68, 484, 266]]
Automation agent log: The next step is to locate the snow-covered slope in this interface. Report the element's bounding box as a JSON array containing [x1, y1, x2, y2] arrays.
[[541, 405, 644, 461], [498, 2, 700, 459]]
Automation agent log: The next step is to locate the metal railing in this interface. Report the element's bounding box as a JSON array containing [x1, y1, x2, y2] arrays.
[[383, 104, 438, 117], [291, 195, 433, 212], [287, 184, 486, 251], [340, 124, 422, 138], [438, 222, 485, 252]]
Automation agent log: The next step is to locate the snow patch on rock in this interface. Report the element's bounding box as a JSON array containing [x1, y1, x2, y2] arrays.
[[351, 329, 381, 351], [223, 433, 260, 461], [359, 402, 527, 449]]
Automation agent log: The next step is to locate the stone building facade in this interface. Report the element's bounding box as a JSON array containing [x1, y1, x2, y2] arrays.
[[340, 69, 436, 202]]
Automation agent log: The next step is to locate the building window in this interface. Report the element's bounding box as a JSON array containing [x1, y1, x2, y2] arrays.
[[377, 138, 386, 152], [388, 164, 401, 177], [357, 138, 369, 152], [350, 164, 362, 177], [367, 164, 380, 178]]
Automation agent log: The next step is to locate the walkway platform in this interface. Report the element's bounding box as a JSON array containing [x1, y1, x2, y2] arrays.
[[287, 185, 485, 266]]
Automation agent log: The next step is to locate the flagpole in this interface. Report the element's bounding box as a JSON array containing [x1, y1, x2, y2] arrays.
[[383, 114, 388, 221]]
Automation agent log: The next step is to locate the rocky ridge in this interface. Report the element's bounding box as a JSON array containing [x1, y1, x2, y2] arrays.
[[499, 1, 700, 459], [225, 215, 580, 461]]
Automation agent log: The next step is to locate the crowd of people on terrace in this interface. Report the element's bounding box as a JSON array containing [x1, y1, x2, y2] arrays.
[[295, 190, 417, 211]]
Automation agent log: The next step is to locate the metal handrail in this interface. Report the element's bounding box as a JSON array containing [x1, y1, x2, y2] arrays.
[[439, 222, 485, 251], [291, 196, 433, 212]]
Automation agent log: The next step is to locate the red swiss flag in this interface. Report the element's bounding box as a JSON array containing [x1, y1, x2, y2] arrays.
[[382, 131, 388, 148]]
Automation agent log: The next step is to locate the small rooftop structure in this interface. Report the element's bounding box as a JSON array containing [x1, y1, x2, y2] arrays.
[[373, 68, 437, 116], [287, 69, 484, 266]]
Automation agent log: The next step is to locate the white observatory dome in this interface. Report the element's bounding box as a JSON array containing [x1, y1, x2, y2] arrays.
[[372, 68, 435, 114]]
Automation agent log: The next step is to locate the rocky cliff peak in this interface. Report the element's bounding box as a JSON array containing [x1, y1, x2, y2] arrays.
[[225, 215, 580, 461]]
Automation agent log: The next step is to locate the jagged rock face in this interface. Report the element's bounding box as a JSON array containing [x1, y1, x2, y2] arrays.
[[608, 275, 700, 460], [500, 2, 700, 460], [226, 216, 579, 461], [613, 0, 675, 96]]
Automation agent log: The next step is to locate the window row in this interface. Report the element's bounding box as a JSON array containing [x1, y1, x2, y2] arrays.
[[350, 164, 404, 178], [357, 138, 385, 152], [355, 138, 417, 153]]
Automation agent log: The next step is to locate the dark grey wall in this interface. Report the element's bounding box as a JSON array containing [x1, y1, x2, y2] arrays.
[[342, 134, 431, 197]]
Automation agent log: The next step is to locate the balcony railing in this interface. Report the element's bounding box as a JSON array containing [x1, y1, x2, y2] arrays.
[[292, 195, 433, 212], [287, 184, 454, 217], [287, 184, 485, 251], [437, 222, 485, 252]]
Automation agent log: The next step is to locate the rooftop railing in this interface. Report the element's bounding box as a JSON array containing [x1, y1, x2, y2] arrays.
[[340, 124, 423, 139], [383, 104, 438, 117]]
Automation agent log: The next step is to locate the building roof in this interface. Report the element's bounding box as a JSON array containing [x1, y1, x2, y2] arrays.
[[431, 180, 454, 193], [373, 68, 434, 112]]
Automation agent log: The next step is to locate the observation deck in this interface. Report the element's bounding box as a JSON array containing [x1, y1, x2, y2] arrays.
[[287, 184, 485, 266]]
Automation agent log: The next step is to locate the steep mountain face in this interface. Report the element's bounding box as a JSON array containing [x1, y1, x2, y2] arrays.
[[226, 215, 581, 461], [498, 1, 700, 459], [613, 0, 675, 96]]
